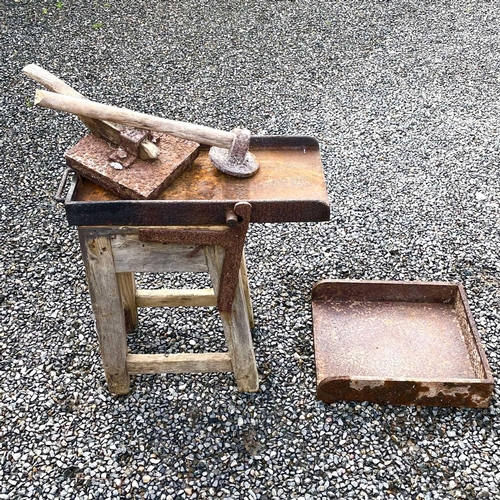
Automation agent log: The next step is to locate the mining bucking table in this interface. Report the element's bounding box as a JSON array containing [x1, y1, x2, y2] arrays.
[[61, 134, 330, 394]]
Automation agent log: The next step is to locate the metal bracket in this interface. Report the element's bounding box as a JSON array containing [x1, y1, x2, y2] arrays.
[[54, 168, 74, 203], [138, 202, 252, 312], [109, 128, 151, 168]]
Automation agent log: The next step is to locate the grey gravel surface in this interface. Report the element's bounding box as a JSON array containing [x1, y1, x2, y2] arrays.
[[1, 0, 500, 498]]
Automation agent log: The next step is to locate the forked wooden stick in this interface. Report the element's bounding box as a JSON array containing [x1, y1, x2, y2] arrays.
[[34, 89, 235, 149], [23, 64, 159, 160]]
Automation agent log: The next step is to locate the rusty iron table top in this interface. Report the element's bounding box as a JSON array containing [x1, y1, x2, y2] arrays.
[[63, 135, 330, 226]]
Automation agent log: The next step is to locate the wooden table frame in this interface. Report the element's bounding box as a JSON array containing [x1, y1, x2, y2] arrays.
[[78, 225, 258, 395]]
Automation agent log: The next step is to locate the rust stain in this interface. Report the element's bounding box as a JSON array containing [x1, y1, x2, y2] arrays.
[[312, 280, 494, 408], [317, 377, 492, 408], [63, 136, 330, 226], [65, 135, 330, 226]]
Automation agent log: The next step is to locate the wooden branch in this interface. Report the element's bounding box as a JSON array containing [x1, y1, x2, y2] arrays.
[[23, 64, 87, 98], [136, 288, 217, 308], [23, 64, 159, 160], [34, 89, 235, 149], [127, 353, 232, 374]]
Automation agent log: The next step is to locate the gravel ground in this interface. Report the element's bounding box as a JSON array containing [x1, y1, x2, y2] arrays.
[[1, 0, 500, 498]]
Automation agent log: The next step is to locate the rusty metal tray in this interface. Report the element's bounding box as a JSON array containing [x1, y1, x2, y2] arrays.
[[62, 135, 330, 226], [312, 280, 494, 408]]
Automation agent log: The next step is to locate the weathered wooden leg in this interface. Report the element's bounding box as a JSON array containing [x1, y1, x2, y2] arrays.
[[204, 245, 259, 392], [240, 252, 255, 329], [79, 229, 130, 395], [116, 272, 138, 333]]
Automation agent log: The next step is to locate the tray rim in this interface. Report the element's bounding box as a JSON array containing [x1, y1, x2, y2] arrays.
[[312, 279, 494, 407], [316, 376, 493, 408], [62, 135, 331, 226], [313, 278, 466, 302]]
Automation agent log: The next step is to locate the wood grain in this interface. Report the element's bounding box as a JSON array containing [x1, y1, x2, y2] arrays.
[[110, 234, 208, 273], [136, 288, 216, 308], [116, 272, 138, 332], [240, 252, 255, 328], [78, 229, 130, 394], [127, 352, 232, 374]]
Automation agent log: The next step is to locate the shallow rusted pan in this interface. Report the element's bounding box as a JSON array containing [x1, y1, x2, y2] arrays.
[[62, 135, 330, 226], [312, 280, 494, 408]]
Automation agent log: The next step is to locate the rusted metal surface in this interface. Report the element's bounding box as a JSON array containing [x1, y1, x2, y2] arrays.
[[62, 135, 330, 226], [118, 127, 150, 157], [108, 128, 152, 167], [108, 147, 136, 168], [312, 280, 494, 408], [138, 202, 251, 312], [65, 134, 200, 200]]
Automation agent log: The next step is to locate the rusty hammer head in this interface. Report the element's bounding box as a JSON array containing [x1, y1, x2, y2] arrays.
[[209, 128, 259, 178]]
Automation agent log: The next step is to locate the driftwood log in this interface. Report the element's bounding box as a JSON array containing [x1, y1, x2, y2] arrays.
[[23, 64, 159, 160], [34, 89, 235, 149]]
